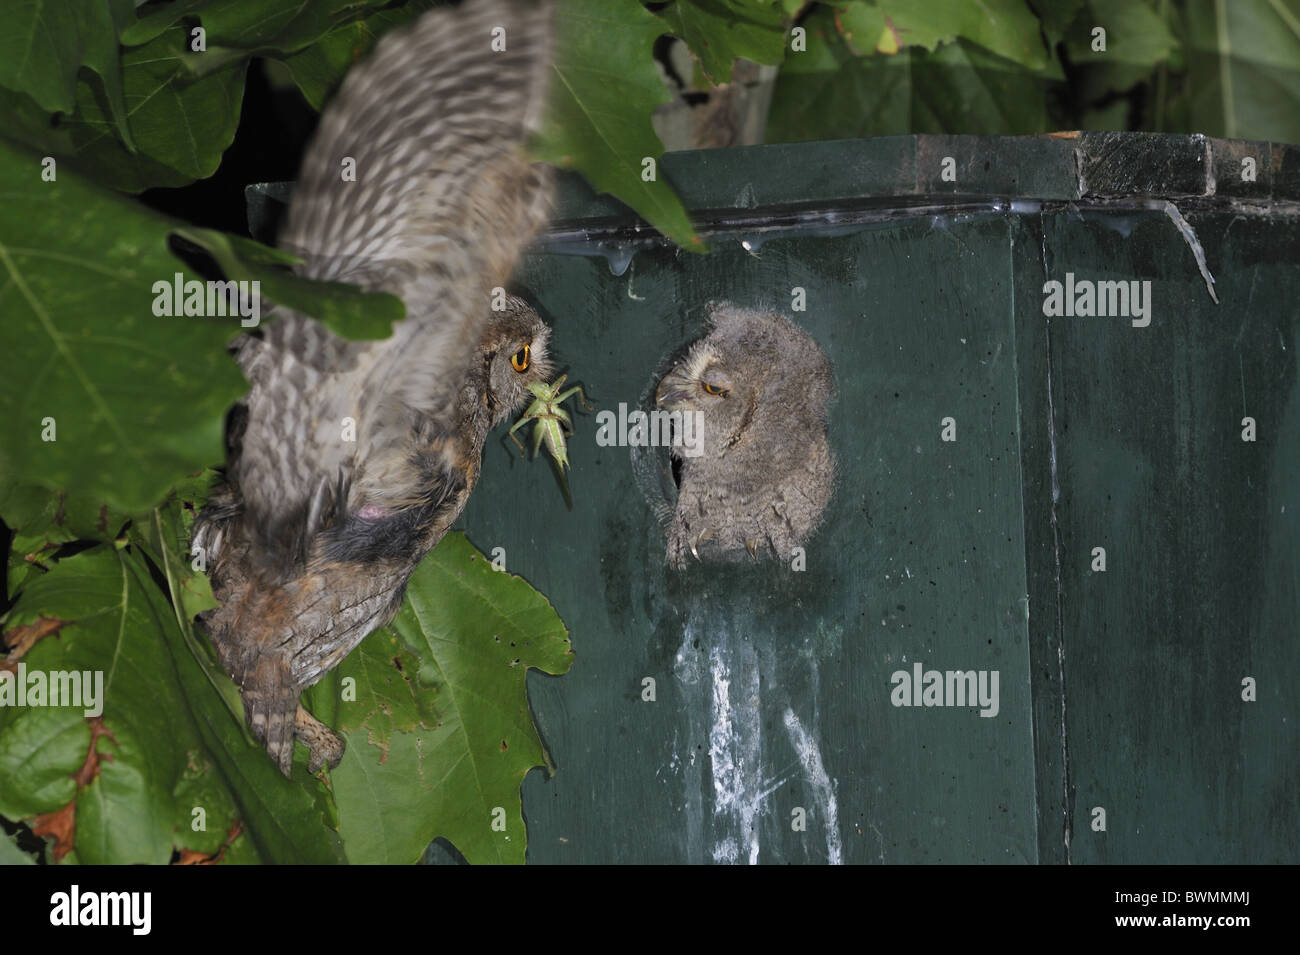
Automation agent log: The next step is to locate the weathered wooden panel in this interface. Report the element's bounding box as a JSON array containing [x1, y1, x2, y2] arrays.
[[1016, 207, 1299, 863]]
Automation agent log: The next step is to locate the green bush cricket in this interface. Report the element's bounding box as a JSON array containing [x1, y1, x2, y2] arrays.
[[508, 373, 594, 471]]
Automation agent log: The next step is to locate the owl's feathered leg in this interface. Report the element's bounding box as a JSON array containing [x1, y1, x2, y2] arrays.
[[295, 705, 345, 773], [239, 654, 299, 777], [235, 661, 343, 776], [198, 556, 313, 777]]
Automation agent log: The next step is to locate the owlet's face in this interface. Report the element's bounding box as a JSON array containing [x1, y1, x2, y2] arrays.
[[654, 336, 750, 460], [482, 295, 554, 426]]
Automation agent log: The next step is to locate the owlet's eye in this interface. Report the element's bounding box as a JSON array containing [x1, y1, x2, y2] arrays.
[[510, 345, 530, 372], [701, 381, 728, 397]]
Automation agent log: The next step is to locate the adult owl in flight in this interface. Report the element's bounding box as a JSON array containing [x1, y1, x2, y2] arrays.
[[191, 0, 557, 776]]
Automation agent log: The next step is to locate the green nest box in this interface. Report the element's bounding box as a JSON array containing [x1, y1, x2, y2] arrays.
[[253, 132, 1298, 863]]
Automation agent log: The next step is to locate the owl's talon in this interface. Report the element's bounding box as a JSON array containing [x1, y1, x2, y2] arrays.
[[296, 704, 346, 774], [744, 538, 761, 560]]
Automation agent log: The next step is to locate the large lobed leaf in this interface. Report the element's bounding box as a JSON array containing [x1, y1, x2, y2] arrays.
[[0, 141, 244, 515], [768, 6, 1048, 141], [1062, 0, 1178, 102], [317, 533, 575, 865], [120, 0, 397, 53], [0, 0, 134, 149], [0, 527, 344, 864], [534, 0, 701, 250], [2, 24, 248, 194], [837, 0, 1048, 69], [0, 0, 404, 194], [2, 487, 573, 864], [1183, 0, 1300, 142], [0, 140, 400, 516], [656, 0, 789, 84]]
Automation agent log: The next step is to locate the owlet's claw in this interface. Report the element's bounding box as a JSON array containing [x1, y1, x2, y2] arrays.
[[691, 529, 716, 560]]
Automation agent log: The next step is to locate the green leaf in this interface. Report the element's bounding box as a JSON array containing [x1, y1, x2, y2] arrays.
[[0, 140, 408, 517], [0, 0, 134, 150], [72, 27, 247, 191], [533, 0, 702, 250], [840, 0, 1048, 69], [0, 482, 130, 543], [910, 35, 1051, 133], [768, 8, 1047, 141], [174, 228, 404, 340], [133, 497, 348, 864], [0, 482, 132, 598], [130, 471, 220, 621], [0, 538, 344, 864], [121, 0, 395, 53], [323, 533, 574, 864], [277, 0, 441, 110], [0, 140, 248, 515], [3, 26, 248, 193], [1183, 0, 1300, 142], [835, 3, 889, 55], [768, 9, 909, 140], [1028, 0, 1087, 48], [1063, 0, 1178, 100], [0, 831, 37, 864], [657, 0, 789, 84], [0, 546, 231, 863], [1, 0, 425, 194]]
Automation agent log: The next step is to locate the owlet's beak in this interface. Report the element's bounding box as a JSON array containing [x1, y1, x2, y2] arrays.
[[656, 378, 689, 407]]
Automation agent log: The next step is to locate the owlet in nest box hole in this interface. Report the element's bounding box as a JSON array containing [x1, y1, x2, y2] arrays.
[[655, 304, 836, 569], [191, 0, 557, 775]]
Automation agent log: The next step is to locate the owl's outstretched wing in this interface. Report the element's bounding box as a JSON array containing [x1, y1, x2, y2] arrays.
[[232, 0, 554, 541], [194, 0, 555, 775]]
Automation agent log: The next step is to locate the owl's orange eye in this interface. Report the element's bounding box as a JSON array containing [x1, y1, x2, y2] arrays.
[[701, 381, 728, 397], [510, 345, 530, 372]]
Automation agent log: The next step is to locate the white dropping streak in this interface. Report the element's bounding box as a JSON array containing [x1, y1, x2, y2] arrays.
[[1148, 198, 1219, 303], [783, 706, 842, 865], [709, 644, 761, 865]]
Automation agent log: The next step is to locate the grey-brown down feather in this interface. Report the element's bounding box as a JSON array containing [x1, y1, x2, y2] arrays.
[[655, 303, 837, 568]]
